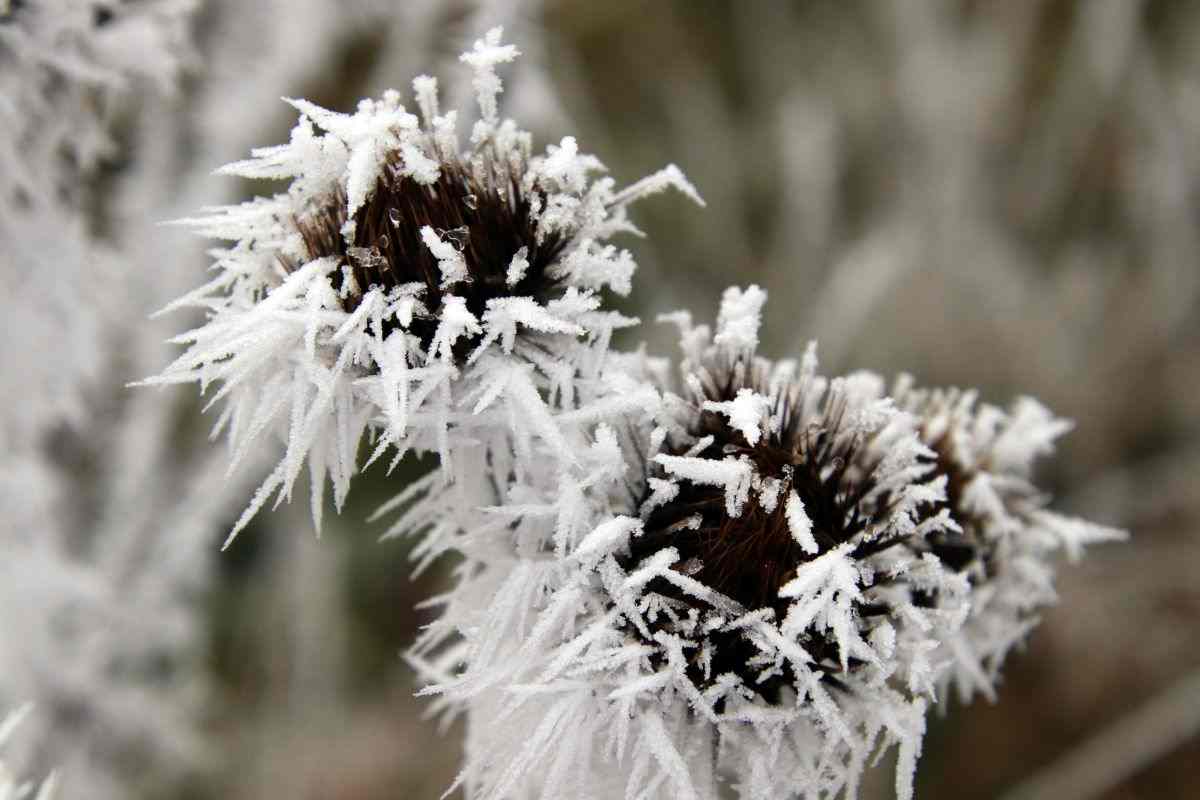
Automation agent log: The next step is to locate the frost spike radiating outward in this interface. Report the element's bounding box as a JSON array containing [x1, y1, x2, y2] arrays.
[[144, 28, 702, 545]]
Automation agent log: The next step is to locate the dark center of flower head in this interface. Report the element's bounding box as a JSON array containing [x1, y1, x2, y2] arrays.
[[288, 149, 570, 352], [913, 408, 1040, 586], [620, 364, 942, 704]]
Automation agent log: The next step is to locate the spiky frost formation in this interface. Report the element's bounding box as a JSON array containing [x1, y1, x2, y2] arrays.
[[625, 299, 968, 706], [410, 288, 970, 800], [146, 28, 701, 543], [888, 382, 1127, 702]]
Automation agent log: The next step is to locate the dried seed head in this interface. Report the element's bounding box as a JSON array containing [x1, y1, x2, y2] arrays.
[[228, 40, 702, 369], [625, 355, 947, 700], [152, 28, 703, 542], [890, 384, 1072, 587], [890, 382, 1127, 700], [612, 288, 965, 706], [287, 146, 569, 352], [900, 387, 1012, 577]]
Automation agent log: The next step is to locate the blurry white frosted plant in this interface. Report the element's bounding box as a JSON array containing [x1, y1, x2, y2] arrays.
[[0, 3, 229, 799], [151, 26, 1123, 800], [0, 0, 195, 446]]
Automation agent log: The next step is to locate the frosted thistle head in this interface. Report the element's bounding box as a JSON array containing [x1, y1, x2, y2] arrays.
[[148, 28, 702, 543], [278, 82, 583, 359], [285, 137, 569, 353], [431, 289, 969, 798], [201, 26, 702, 367], [891, 382, 1128, 702], [628, 287, 966, 707]]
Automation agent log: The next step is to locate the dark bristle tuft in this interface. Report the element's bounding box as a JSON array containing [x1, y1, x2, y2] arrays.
[[618, 361, 936, 703], [285, 150, 569, 351]]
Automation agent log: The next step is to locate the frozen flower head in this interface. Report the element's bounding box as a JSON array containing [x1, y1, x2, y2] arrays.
[[630, 289, 966, 708], [284, 128, 569, 355], [559, 288, 968, 795], [148, 28, 701, 542], [204, 25, 700, 362], [427, 289, 970, 800], [890, 382, 1127, 702]]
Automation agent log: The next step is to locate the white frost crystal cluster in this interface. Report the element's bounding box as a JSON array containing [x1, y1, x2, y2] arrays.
[[155, 29, 1124, 800], [412, 290, 971, 799]]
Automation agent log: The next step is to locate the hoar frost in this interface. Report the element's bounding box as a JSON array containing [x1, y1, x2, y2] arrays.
[[148, 28, 1125, 800], [415, 288, 970, 799]]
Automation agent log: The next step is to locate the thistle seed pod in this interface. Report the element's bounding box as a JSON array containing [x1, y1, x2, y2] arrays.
[[147, 29, 701, 542], [892, 382, 1127, 702], [415, 287, 970, 800], [627, 346, 961, 704], [285, 123, 571, 355]]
